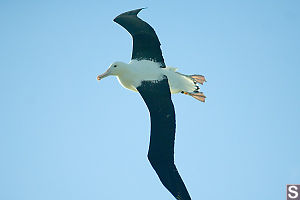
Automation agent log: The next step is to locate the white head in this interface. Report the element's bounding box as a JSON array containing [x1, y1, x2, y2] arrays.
[[97, 61, 127, 80]]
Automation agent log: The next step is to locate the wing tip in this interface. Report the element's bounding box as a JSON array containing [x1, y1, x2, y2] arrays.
[[113, 8, 147, 22]]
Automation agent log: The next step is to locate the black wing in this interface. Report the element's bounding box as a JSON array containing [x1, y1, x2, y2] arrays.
[[114, 8, 166, 67], [137, 77, 191, 200]]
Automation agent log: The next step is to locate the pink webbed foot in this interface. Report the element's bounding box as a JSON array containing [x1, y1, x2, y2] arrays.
[[182, 91, 206, 102], [190, 75, 206, 85]]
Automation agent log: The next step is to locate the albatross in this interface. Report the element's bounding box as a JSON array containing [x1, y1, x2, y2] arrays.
[[97, 8, 206, 200]]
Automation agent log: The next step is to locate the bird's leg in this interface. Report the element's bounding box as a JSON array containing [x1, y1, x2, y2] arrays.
[[189, 75, 206, 85], [181, 91, 206, 102]]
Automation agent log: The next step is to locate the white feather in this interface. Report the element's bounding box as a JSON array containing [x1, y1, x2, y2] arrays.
[[114, 60, 196, 94]]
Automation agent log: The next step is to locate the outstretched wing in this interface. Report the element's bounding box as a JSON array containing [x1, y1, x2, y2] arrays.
[[113, 8, 165, 67], [137, 77, 191, 200]]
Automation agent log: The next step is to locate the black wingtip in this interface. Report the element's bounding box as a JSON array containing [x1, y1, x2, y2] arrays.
[[113, 8, 146, 22]]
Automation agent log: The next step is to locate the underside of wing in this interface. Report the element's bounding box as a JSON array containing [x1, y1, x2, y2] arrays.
[[114, 8, 165, 67], [137, 77, 191, 200]]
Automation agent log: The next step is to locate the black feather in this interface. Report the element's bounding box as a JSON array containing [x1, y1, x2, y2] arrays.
[[114, 8, 165, 67], [137, 77, 191, 200]]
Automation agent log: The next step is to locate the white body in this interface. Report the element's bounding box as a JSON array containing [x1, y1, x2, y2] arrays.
[[116, 60, 196, 94]]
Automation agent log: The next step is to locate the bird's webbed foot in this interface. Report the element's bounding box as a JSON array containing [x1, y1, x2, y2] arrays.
[[189, 75, 206, 85], [182, 91, 206, 102]]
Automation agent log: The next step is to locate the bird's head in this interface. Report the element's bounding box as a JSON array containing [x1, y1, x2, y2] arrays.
[[97, 61, 127, 80]]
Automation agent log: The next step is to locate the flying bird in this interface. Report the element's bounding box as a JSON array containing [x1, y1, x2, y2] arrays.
[[97, 8, 206, 200]]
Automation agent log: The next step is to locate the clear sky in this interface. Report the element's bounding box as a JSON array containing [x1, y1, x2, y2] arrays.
[[0, 0, 299, 199]]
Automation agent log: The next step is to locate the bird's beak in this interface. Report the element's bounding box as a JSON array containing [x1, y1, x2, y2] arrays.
[[97, 70, 110, 81]]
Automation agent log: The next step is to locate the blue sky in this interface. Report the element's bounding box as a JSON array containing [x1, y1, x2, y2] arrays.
[[0, 0, 299, 199]]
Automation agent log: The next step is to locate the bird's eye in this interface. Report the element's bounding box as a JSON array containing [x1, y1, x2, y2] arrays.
[[113, 65, 117, 68]]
